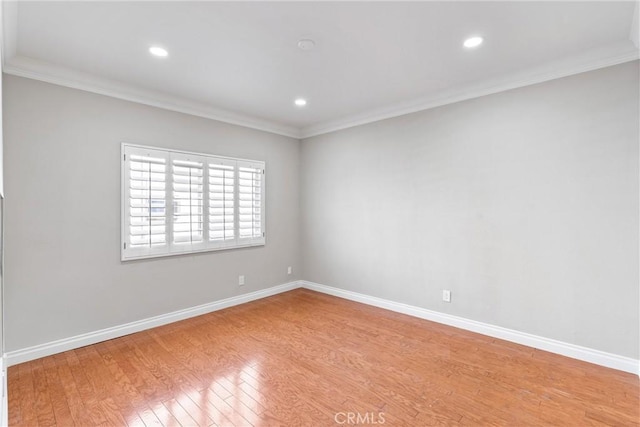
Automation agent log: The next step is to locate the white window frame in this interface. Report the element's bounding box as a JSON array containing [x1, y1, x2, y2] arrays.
[[121, 143, 265, 261]]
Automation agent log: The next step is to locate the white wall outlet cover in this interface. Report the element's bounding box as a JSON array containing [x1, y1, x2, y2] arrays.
[[239, 275, 245, 286], [442, 290, 451, 303]]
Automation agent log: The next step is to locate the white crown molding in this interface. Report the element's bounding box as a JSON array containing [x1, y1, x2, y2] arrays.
[[300, 281, 640, 376], [3, 55, 302, 139], [1, 6, 638, 141], [4, 281, 300, 366], [300, 41, 640, 139]]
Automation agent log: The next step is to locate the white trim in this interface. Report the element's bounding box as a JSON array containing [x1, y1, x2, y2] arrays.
[[4, 281, 299, 367], [123, 142, 265, 165], [0, 2, 9, 423], [300, 281, 640, 376], [2, 56, 301, 139], [630, 1, 639, 50], [0, 357, 5, 427], [300, 42, 639, 138]]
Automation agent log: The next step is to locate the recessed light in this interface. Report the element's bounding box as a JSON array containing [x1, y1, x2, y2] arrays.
[[297, 39, 316, 51], [149, 46, 168, 57], [294, 98, 307, 107], [463, 36, 483, 49]]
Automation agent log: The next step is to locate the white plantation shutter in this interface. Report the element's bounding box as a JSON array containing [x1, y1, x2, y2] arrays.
[[237, 161, 265, 245], [208, 159, 236, 248], [122, 146, 169, 259], [122, 144, 265, 260], [171, 153, 206, 252]]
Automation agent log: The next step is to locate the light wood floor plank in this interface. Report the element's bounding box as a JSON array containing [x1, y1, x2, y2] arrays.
[[8, 289, 639, 426]]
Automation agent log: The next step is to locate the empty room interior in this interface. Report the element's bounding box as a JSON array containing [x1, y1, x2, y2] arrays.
[[0, 1, 639, 426]]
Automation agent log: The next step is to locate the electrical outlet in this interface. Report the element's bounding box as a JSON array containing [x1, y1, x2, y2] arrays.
[[442, 289, 451, 303], [287, 266, 292, 275], [239, 275, 245, 286]]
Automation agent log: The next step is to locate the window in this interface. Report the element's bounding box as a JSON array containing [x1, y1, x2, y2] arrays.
[[122, 144, 265, 260]]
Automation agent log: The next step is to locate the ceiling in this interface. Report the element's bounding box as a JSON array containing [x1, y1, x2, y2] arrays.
[[2, 1, 638, 138]]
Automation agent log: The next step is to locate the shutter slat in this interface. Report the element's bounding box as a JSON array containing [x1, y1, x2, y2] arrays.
[[172, 158, 204, 245], [208, 164, 235, 242], [126, 150, 168, 254], [237, 166, 262, 239]]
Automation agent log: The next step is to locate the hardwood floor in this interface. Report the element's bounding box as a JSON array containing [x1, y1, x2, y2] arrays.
[[8, 288, 639, 426]]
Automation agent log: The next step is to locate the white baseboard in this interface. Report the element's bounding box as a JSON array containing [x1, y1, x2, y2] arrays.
[[4, 281, 299, 367], [5, 279, 638, 377], [300, 281, 640, 376], [0, 357, 5, 427]]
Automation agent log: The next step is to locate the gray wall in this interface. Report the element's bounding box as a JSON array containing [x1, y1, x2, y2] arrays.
[[3, 75, 301, 352], [301, 61, 639, 359], [3, 61, 639, 360]]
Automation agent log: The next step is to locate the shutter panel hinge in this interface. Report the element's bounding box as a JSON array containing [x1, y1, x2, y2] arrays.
[[263, 232, 265, 237], [124, 154, 126, 161], [124, 242, 127, 249]]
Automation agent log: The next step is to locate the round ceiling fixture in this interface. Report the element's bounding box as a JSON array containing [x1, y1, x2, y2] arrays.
[[149, 46, 169, 57], [463, 36, 483, 49], [294, 98, 307, 107], [297, 39, 316, 51]]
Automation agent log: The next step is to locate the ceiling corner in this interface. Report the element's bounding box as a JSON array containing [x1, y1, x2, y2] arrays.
[[3, 55, 301, 139], [300, 41, 639, 140], [2, 3, 301, 139]]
